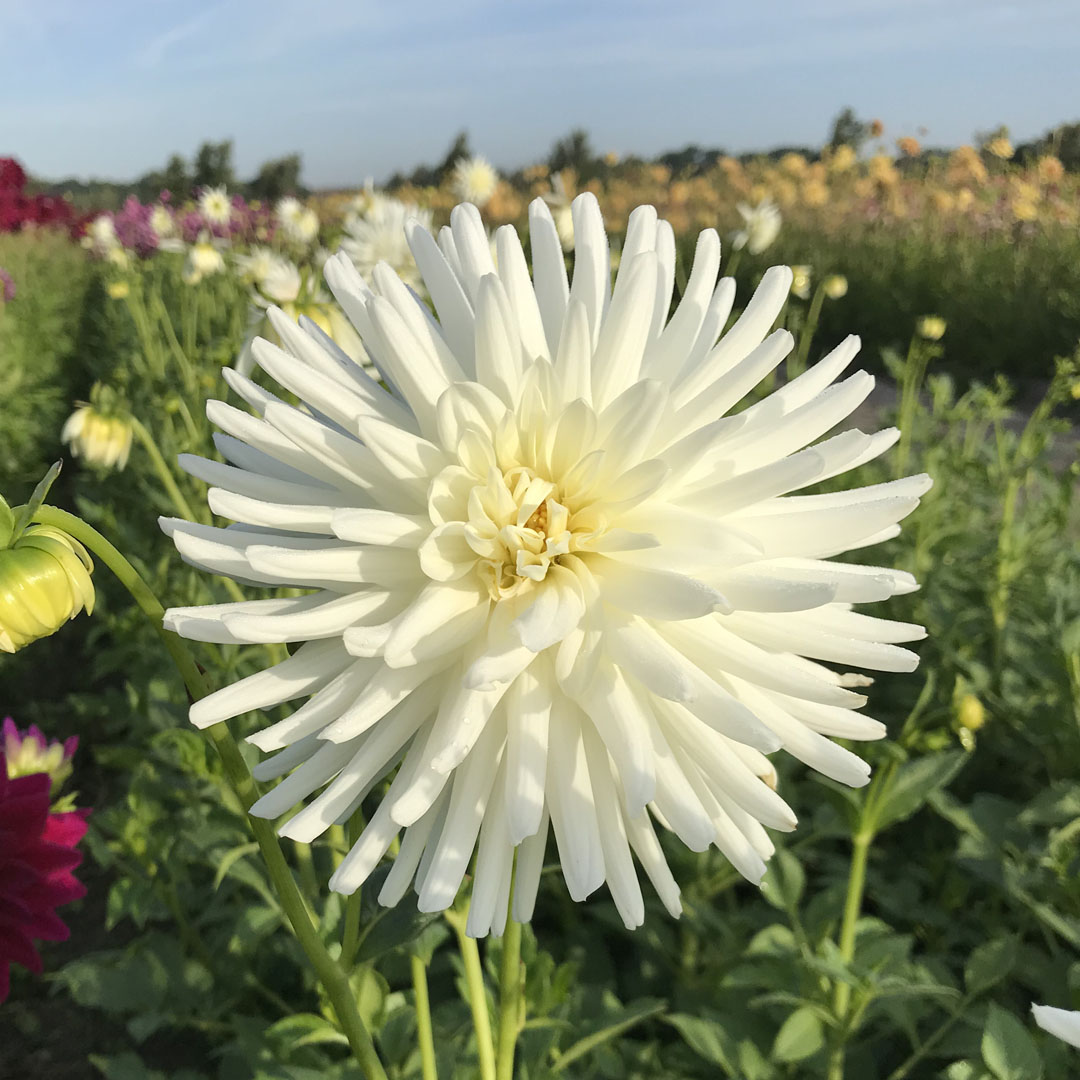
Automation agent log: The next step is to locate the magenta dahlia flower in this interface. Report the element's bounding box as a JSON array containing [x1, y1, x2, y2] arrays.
[[0, 751, 88, 1002]]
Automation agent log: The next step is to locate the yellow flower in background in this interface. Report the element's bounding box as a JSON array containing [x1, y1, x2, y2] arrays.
[[868, 154, 899, 187], [1037, 156, 1065, 184], [896, 136, 921, 157], [947, 147, 988, 186], [869, 119, 885, 138], [930, 189, 955, 213], [603, 151, 619, 166], [917, 315, 947, 341], [955, 188, 975, 212], [779, 152, 808, 178], [985, 137, 1014, 160], [0, 523, 95, 654], [828, 144, 857, 172], [1011, 197, 1038, 222], [106, 281, 130, 300], [801, 179, 829, 208], [823, 274, 848, 299]]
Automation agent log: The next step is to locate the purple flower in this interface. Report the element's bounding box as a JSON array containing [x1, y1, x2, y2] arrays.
[[111, 197, 159, 258], [0, 268, 13, 302]]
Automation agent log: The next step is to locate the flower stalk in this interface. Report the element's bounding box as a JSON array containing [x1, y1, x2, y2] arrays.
[[22, 504, 389, 1080]]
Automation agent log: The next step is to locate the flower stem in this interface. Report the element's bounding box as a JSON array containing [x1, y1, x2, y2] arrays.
[[791, 282, 827, 379], [26, 505, 389, 1080], [495, 870, 524, 1080], [412, 953, 439, 1080], [446, 909, 496, 1080], [130, 417, 199, 523]]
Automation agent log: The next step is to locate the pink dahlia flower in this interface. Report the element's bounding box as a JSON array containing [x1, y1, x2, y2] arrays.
[[0, 751, 88, 1002]]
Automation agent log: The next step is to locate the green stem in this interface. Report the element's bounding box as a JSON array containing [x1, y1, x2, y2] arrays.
[[341, 808, 365, 969], [495, 872, 524, 1080], [412, 953, 439, 1080], [831, 830, 872, 1025], [792, 281, 827, 379], [27, 505, 388, 1080], [894, 337, 928, 479], [446, 909, 496, 1080], [130, 417, 199, 523], [885, 1002, 970, 1080]]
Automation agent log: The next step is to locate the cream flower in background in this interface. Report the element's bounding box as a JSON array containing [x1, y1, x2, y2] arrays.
[[452, 156, 499, 207], [1032, 1005, 1080, 1049], [276, 197, 320, 246], [164, 195, 927, 937], [183, 238, 226, 285], [340, 195, 432, 291], [198, 186, 233, 226], [732, 198, 782, 254], [62, 404, 133, 471]]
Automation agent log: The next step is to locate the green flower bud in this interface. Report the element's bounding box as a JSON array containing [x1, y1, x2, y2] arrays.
[[917, 315, 947, 341], [0, 525, 95, 653]]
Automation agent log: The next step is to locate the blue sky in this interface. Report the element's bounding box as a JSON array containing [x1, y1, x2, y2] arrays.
[[2, 0, 1077, 188]]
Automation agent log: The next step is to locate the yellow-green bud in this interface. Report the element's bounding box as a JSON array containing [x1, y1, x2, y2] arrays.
[[917, 315, 947, 341], [789, 265, 812, 300], [823, 274, 848, 299], [106, 280, 130, 300], [0, 525, 95, 653], [957, 693, 986, 732]]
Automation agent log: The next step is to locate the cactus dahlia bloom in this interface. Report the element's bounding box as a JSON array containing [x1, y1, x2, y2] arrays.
[[163, 195, 928, 935], [0, 751, 88, 1001]]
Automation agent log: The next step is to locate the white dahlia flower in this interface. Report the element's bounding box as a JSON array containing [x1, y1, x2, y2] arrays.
[[340, 195, 432, 291], [1033, 1005, 1080, 1049], [733, 198, 782, 254], [163, 195, 928, 936], [198, 185, 233, 226], [452, 155, 499, 207], [276, 196, 320, 246]]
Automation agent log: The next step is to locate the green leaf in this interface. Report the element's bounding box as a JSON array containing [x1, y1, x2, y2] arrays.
[[213, 841, 261, 890], [664, 1013, 738, 1074], [874, 751, 968, 831], [982, 1004, 1043, 1080], [760, 848, 805, 911], [10, 460, 62, 542], [267, 1013, 350, 1052], [772, 1006, 825, 1064], [965, 939, 1018, 997], [554, 998, 666, 1072], [0, 493, 13, 547]]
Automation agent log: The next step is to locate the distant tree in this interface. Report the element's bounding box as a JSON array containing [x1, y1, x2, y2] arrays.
[[1014, 121, 1080, 170], [657, 144, 726, 176], [548, 129, 596, 178], [192, 140, 235, 191], [827, 107, 869, 151], [248, 154, 304, 202], [161, 154, 191, 199], [435, 131, 471, 179]]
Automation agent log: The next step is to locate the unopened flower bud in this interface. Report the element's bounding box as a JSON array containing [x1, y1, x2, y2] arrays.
[[957, 693, 986, 732], [3, 718, 78, 796], [0, 525, 95, 653], [823, 274, 848, 300], [917, 315, 947, 341]]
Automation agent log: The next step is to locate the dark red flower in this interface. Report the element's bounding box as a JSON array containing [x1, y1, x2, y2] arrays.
[[0, 158, 27, 193], [0, 751, 88, 1002]]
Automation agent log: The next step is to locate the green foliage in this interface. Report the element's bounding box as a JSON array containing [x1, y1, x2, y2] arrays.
[[2, 229, 1079, 1080]]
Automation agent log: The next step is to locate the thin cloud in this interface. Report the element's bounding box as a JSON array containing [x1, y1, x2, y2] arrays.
[[136, 7, 219, 69]]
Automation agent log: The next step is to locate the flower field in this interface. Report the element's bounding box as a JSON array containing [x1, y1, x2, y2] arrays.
[[2, 130, 1080, 1080]]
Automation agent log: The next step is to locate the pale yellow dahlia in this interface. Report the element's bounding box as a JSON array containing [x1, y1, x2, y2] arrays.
[[164, 195, 927, 935]]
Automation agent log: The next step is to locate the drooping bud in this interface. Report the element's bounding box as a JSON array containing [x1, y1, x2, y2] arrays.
[[61, 384, 134, 472]]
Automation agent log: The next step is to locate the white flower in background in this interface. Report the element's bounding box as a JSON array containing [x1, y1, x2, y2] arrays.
[[452, 155, 499, 207], [235, 247, 279, 285], [83, 214, 118, 254], [276, 197, 320, 246], [340, 194, 432, 290], [732, 198, 782, 254], [183, 237, 226, 285], [1033, 1005, 1080, 1049], [259, 258, 302, 304], [150, 205, 176, 240], [62, 403, 133, 472], [790, 265, 812, 300], [164, 195, 928, 937], [543, 172, 576, 252], [198, 186, 232, 226]]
